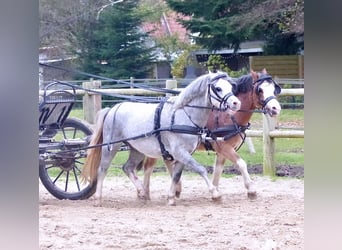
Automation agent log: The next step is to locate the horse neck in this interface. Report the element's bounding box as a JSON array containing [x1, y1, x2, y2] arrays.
[[206, 91, 255, 129], [183, 95, 212, 127], [234, 91, 257, 125]]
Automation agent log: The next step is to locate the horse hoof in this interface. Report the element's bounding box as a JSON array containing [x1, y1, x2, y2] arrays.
[[137, 196, 147, 202], [93, 201, 103, 207], [247, 191, 257, 200], [211, 195, 222, 202], [137, 190, 149, 200], [167, 197, 176, 206], [211, 188, 221, 199], [211, 192, 222, 201], [175, 191, 181, 198]]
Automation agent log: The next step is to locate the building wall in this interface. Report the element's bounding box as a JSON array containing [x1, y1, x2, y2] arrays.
[[249, 55, 304, 78]]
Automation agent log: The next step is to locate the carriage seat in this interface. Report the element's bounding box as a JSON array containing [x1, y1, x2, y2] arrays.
[[39, 82, 76, 131]]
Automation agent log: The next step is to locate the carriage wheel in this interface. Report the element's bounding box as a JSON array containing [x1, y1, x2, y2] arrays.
[[39, 117, 97, 200]]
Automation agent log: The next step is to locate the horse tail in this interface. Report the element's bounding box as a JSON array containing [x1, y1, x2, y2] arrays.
[[82, 107, 111, 184]]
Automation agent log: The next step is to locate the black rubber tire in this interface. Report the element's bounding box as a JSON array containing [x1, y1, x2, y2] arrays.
[[39, 117, 97, 200]]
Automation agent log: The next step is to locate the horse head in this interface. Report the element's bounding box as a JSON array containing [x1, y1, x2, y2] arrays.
[[208, 71, 241, 114], [251, 69, 281, 117]]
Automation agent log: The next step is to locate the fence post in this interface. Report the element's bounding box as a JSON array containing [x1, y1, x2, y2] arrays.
[[263, 115, 276, 176], [82, 79, 101, 124], [246, 137, 256, 154], [130, 77, 134, 88], [165, 79, 177, 96]]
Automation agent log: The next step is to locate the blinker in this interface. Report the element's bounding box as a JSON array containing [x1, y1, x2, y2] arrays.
[[255, 76, 281, 95]]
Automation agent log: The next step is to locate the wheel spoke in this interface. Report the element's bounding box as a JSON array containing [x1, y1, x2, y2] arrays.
[[72, 166, 81, 191], [61, 127, 67, 139], [45, 165, 56, 170], [64, 171, 69, 192], [74, 161, 83, 174], [52, 169, 64, 184], [72, 127, 77, 138]]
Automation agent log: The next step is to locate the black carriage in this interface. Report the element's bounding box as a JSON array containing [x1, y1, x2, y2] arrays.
[[39, 81, 96, 200]]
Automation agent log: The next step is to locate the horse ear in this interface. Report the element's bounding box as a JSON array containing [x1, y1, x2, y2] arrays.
[[251, 70, 258, 81], [262, 68, 267, 74]]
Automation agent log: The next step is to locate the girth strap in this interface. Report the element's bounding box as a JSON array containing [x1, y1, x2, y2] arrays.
[[154, 100, 174, 161], [210, 123, 250, 141], [204, 121, 250, 152], [167, 125, 205, 135]]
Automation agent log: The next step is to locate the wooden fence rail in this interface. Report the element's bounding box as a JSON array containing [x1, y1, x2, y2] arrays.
[[39, 80, 304, 176]]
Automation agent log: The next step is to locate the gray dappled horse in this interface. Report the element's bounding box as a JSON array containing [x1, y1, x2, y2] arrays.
[[82, 71, 241, 206], [142, 69, 282, 202]]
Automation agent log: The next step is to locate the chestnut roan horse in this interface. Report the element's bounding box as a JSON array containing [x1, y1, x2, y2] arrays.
[[141, 69, 281, 204]]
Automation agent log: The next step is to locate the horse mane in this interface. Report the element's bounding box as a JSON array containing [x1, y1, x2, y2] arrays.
[[233, 74, 254, 94], [233, 70, 274, 95], [173, 74, 210, 110]]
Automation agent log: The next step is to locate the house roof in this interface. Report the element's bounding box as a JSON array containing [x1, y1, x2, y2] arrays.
[[194, 41, 265, 55], [141, 12, 190, 43]]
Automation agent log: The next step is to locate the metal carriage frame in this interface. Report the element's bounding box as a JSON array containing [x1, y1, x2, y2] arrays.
[[39, 81, 97, 200]]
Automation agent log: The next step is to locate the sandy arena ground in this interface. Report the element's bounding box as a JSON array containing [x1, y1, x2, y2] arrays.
[[39, 174, 304, 250]]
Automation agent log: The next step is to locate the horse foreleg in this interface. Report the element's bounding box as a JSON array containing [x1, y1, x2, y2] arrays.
[[216, 146, 257, 199], [211, 153, 226, 200], [167, 161, 183, 206], [177, 152, 219, 200], [212, 153, 226, 187], [235, 158, 257, 199], [164, 160, 182, 198]]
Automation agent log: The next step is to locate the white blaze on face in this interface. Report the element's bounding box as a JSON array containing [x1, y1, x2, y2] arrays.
[[259, 81, 281, 116], [212, 78, 241, 112]]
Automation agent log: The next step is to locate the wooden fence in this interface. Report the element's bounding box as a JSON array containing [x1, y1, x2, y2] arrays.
[[39, 80, 304, 176]]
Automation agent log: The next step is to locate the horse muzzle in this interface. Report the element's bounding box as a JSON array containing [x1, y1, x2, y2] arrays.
[[264, 99, 281, 117], [225, 95, 241, 113]]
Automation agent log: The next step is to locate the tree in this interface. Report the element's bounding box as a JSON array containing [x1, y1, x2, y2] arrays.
[[262, 23, 303, 55], [206, 55, 247, 77], [166, 0, 304, 54], [170, 44, 201, 78], [39, 0, 107, 53], [75, 0, 157, 79]]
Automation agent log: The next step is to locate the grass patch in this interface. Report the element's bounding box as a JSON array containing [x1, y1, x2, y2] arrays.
[[69, 109, 84, 120]]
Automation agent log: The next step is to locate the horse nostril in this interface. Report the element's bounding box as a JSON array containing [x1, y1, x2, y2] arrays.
[[233, 101, 238, 105]]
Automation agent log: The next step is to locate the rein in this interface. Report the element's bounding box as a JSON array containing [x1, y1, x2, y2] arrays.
[[53, 80, 169, 103], [54, 123, 209, 155], [39, 63, 180, 96]]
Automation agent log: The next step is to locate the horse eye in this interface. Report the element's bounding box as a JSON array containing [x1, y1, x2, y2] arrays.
[[258, 88, 263, 94], [215, 87, 222, 92]]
